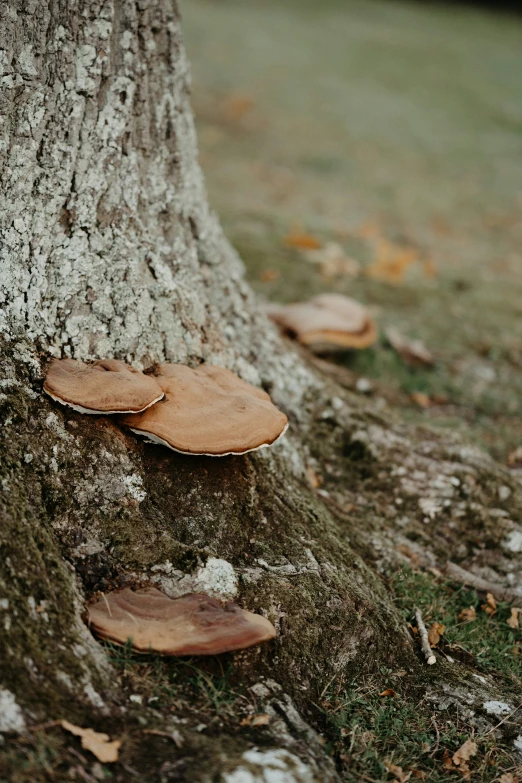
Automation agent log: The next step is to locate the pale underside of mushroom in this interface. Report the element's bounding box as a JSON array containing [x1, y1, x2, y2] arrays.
[[267, 293, 377, 351], [121, 363, 289, 456], [87, 587, 276, 656], [43, 359, 164, 414]]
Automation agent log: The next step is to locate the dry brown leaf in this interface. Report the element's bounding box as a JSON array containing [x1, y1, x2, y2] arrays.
[[507, 607, 520, 629], [305, 242, 360, 279], [250, 713, 270, 727], [410, 392, 431, 409], [379, 689, 397, 697], [386, 327, 434, 368], [366, 238, 418, 284], [427, 622, 445, 648], [507, 446, 522, 466], [60, 720, 121, 763], [458, 606, 476, 623], [452, 738, 478, 777], [221, 93, 255, 122], [499, 773, 515, 783], [284, 228, 321, 251], [259, 269, 280, 282], [411, 771, 427, 781], [384, 760, 411, 782], [306, 466, 322, 489], [482, 592, 497, 616]]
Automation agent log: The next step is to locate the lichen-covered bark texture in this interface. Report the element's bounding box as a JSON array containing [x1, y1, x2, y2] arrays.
[[2, 1, 522, 781]]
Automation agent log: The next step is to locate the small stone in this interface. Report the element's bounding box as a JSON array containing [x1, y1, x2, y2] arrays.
[[498, 486, 511, 502], [355, 377, 373, 394]]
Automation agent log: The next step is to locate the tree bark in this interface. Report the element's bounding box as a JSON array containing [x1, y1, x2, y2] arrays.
[[1, 1, 522, 781]]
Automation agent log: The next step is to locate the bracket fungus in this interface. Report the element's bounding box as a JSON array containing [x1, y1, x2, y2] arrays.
[[121, 363, 288, 456], [267, 293, 377, 352], [87, 588, 276, 655], [43, 359, 164, 414]]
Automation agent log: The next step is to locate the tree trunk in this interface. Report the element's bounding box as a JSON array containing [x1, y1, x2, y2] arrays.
[[1, 1, 522, 781]]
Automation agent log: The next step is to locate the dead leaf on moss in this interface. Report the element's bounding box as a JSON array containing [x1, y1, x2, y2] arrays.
[[305, 242, 360, 279], [221, 93, 255, 122], [284, 227, 322, 250], [260, 269, 280, 282], [385, 760, 411, 782], [427, 622, 445, 647], [385, 327, 434, 368], [306, 466, 322, 488], [251, 713, 270, 727], [452, 738, 478, 778], [507, 446, 522, 467], [458, 606, 476, 623], [366, 238, 418, 284], [507, 607, 520, 629], [60, 720, 121, 763], [410, 392, 431, 409], [482, 592, 497, 616]]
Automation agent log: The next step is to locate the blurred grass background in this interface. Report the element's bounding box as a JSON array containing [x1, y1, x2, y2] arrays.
[[181, 0, 522, 462]]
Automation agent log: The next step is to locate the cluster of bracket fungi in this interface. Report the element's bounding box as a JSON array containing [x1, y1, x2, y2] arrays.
[[44, 357, 286, 655], [44, 291, 372, 657]]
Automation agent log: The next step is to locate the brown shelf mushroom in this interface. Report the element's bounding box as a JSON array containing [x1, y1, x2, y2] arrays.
[[87, 587, 276, 656], [266, 293, 377, 352], [121, 364, 288, 456], [43, 359, 164, 415]]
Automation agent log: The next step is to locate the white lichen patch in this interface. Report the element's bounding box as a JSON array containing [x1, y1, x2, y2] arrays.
[[193, 557, 238, 599], [504, 529, 522, 553], [152, 557, 238, 600], [222, 749, 315, 783], [0, 690, 26, 733], [122, 473, 146, 503], [483, 700, 513, 716], [514, 734, 522, 752]]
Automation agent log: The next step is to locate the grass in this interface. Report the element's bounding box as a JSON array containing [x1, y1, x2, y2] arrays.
[[318, 677, 517, 782], [390, 568, 522, 687]]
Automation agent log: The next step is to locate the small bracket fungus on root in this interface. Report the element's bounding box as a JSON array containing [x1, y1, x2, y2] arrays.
[[121, 363, 288, 456], [43, 359, 164, 414], [266, 293, 377, 352], [87, 588, 276, 655]]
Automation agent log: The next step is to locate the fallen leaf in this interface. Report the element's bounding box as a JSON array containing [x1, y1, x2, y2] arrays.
[[411, 771, 427, 780], [452, 738, 478, 777], [379, 689, 397, 697], [458, 606, 476, 623], [385, 760, 411, 782], [366, 238, 418, 284], [221, 93, 255, 122], [284, 227, 321, 251], [410, 392, 431, 409], [259, 269, 280, 282], [250, 713, 270, 727], [306, 466, 322, 489], [385, 327, 434, 368], [427, 622, 445, 648], [507, 446, 522, 466], [60, 720, 121, 763], [499, 773, 515, 783], [507, 607, 520, 629], [482, 592, 497, 616], [305, 242, 360, 279]]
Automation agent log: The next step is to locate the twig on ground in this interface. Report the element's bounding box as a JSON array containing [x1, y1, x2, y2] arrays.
[[445, 562, 522, 607], [415, 608, 436, 665]]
